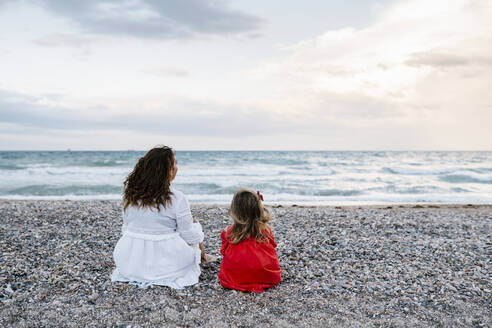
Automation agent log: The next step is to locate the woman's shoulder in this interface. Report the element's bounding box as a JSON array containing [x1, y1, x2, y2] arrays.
[[170, 187, 185, 199], [168, 188, 189, 209]]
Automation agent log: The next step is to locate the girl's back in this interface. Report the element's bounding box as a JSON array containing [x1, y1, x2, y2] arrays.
[[218, 189, 281, 292], [219, 226, 281, 292]]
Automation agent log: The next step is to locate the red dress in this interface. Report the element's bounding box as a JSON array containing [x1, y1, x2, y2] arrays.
[[218, 226, 281, 292]]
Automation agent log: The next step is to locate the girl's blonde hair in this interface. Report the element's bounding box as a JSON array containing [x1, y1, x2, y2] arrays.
[[227, 188, 271, 244]]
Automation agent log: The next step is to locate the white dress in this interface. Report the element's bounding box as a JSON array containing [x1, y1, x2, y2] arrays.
[[111, 188, 204, 289]]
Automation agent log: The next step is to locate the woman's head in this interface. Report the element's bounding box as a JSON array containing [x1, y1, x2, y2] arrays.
[[123, 146, 176, 211], [228, 188, 271, 244]]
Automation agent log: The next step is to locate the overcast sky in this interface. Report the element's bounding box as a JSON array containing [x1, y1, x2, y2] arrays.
[[0, 0, 491, 150]]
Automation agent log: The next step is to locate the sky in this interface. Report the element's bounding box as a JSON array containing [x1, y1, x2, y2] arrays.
[[0, 0, 491, 150]]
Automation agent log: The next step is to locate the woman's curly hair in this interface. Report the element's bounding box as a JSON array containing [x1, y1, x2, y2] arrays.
[[123, 146, 175, 211], [227, 188, 272, 244]]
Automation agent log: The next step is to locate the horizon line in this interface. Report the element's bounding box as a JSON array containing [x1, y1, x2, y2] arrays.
[[1, 149, 492, 152]]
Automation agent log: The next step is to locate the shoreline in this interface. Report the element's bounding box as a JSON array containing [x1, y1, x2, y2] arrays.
[[1, 200, 491, 327], [2, 198, 492, 208]]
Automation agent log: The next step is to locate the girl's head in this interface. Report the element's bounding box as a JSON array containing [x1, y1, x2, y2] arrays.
[[123, 146, 177, 211], [228, 188, 271, 244]]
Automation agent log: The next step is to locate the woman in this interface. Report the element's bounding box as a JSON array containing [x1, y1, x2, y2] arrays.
[[111, 146, 215, 289]]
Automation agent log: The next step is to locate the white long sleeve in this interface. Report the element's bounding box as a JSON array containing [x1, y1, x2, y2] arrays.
[[175, 193, 204, 245]]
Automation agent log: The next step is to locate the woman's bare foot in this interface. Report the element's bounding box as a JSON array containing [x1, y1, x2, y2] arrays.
[[201, 253, 218, 264], [198, 242, 217, 264]]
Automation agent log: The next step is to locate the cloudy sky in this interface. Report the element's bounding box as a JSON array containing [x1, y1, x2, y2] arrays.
[[0, 0, 491, 150]]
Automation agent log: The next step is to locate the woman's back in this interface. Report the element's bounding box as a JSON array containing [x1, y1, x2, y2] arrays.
[[112, 188, 204, 288], [111, 146, 205, 289], [122, 189, 202, 243]]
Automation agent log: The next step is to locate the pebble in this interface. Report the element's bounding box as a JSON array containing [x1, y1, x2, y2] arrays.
[[0, 200, 490, 327]]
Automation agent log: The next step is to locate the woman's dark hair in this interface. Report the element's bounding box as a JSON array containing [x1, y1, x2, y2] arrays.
[[123, 146, 175, 211]]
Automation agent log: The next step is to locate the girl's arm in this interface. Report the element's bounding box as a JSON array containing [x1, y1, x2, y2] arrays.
[[267, 227, 277, 248], [220, 229, 229, 256]]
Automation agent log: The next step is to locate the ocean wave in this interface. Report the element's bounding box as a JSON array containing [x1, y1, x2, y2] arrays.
[[468, 167, 492, 173], [2, 151, 492, 203], [173, 182, 223, 193], [277, 168, 336, 176], [315, 189, 363, 196], [2, 184, 122, 196], [0, 194, 122, 200], [261, 159, 311, 166], [381, 167, 455, 175], [188, 192, 492, 204], [451, 187, 470, 192], [439, 174, 492, 184], [45, 160, 131, 167], [176, 183, 364, 197], [0, 163, 24, 170], [2, 192, 491, 204], [401, 186, 438, 194], [85, 160, 130, 167]]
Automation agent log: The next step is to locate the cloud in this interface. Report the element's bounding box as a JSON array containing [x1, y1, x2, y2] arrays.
[[2, 0, 491, 150], [0, 89, 313, 137], [33, 33, 98, 47], [20, 0, 262, 41], [141, 67, 190, 77], [406, 51, 492, 68], [247, 0, 492, 138], [406, 52, 469, 68]]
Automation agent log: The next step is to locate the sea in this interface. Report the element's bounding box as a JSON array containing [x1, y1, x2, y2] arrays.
[[0, 151, 491, 205]]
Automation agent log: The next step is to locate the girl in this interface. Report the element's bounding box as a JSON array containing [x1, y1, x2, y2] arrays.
[[218, 189, 281, 292], [111, 146, 213, 289]]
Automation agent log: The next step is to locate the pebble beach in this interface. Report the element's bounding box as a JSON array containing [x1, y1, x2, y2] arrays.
[[1, 200, 491, 327]]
